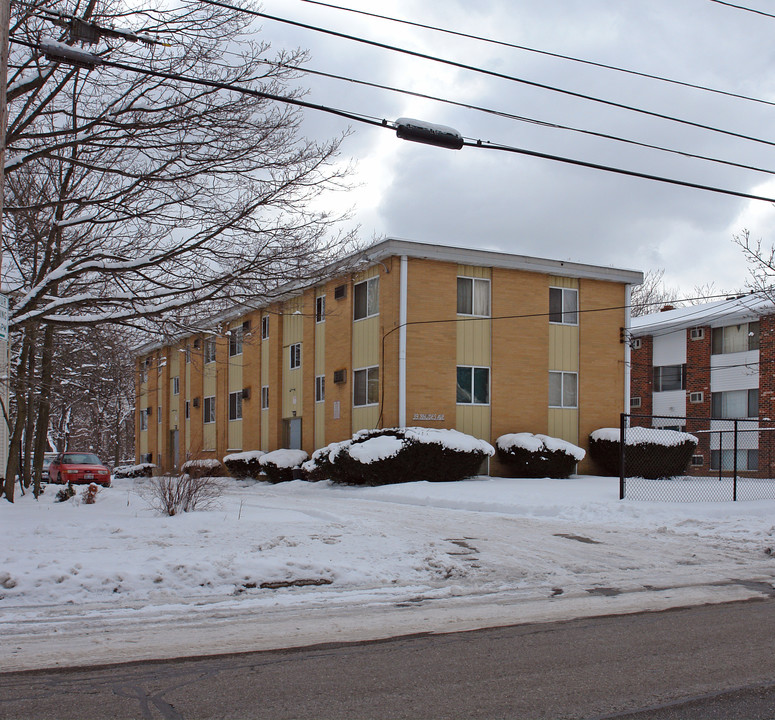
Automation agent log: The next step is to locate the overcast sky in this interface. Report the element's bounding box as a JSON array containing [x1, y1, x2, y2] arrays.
[[258, 0, 775, 296]]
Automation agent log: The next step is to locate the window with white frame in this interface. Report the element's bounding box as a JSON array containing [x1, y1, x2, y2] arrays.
[[203, 395, 216, 423], [549, 371, 578, 408], [261, 315, 269, 340], [456, 366, 490, 405], [457, 277, 490, 316], [289, 343, 301, 370], [229, 327, 243, 357], [316, 295, 326, 323], [172, 376, 180, 395], [353, 366, 379, 406], [711, 321, 759, 354], [261, 385, 269, 410], [653, 364, 686, 392], [229, 391, 243, 421], [711, 389, 758, 419], [315, 375, 325, 403], [711, 448, 758, 471], [140, 411, 148, 431], [549, 287, 578, 325], [204, 338, 216, 364], [353, 277, 379, 321]]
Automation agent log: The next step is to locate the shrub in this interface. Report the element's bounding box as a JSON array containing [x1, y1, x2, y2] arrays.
[[113, 463, 155, 479], [589, 427, 698, 479], [82, 483, 99, 504], [223, 451, 266, 479], [259, 449, 308, 483], [143, 474, 224, 516], [496, 433, 585, 478], [305, 427, 495, 486], [181, 458, 225, 479], [55, 481, 76, 502]]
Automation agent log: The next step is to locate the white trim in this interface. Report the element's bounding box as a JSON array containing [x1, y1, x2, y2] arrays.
[[399, 255, 407, 428]]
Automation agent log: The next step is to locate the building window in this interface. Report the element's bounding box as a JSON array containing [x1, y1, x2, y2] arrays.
[[549, 287, 578, 325], [653, 364, 686, 392], [353, 366, 379, 406], [229, 327, 243, 357], [456, 366, 490, 405], [261, 315, 269, 340], [203, 395, 216, 424], [711, 322, 759, 354], [185, 401, 190, 419], [157, 406, 162, 424], [185, 344, 191, 364], [204, 338, 216, 364], [354, 277, 379, 321], [711, 449, 758, 471], [549, 371, 578, 408], [172, 376, 180, 395], [140, 411, 148, 431], [316, 295, 326, 323], [457, 277, 490, 316], [315, 375, 325, 403], [229, 391, 243, 421], [289, 343, 301, 370], [261, 385, 269, 410], [711, 389, 758, 419]]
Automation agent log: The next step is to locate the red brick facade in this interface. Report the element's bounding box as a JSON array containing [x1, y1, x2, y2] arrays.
[[685, 326, 711, 474], [629, 335, 652, 426]]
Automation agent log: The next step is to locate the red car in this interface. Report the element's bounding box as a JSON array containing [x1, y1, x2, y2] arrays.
[[48, 452, 111, 487]]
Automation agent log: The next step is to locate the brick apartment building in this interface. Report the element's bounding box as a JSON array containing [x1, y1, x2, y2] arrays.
[[135, 238, 642, 475], [630, 293, 775, 476]]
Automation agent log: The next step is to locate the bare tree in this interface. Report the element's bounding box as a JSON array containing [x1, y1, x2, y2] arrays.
[[630, 269, 682, 317], [734, 229, 775, 298], [2, 0, 358, 500]]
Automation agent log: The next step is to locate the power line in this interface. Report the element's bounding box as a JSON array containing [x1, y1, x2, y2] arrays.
[[14, 36, 775, 203], [198, 0, 775, 150], [300, 0, 775, 111], [708, 0, 775, 20], [258, 57, 775, 177]]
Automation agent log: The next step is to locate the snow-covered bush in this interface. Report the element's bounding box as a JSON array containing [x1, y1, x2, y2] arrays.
[[181, 458, 225, 479], [259, 449, 309, 484], [589, 427, 698, 479], [304, 427, 494, 485], [496, 433, 585, 478], [55, 481, 75, 503], [143, 474, 224, 516], [113, 463, 155, 479], [223, 450, 265, 479]]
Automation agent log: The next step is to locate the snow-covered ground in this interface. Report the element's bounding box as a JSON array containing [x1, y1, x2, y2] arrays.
[[2, 474, 775, 671]]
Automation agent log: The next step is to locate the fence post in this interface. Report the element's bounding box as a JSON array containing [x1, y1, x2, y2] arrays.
[[619, 412, 626, 500], [733, 419, 738, 502]]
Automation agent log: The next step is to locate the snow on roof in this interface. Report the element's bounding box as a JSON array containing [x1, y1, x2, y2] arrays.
[[631, 293, 775, 335]]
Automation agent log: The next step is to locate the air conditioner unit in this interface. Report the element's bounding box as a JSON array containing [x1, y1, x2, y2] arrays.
[[691, 455, 704, 466], [689, 392, 704, 404], [241, 387, 251, 400], [630, 396, 641, 409], [690, 327, 705, 341], [631, 338, 642, 350], [334, 284, 346, 300], [192, 397, 200, 408], [333, 369, 346, 384]]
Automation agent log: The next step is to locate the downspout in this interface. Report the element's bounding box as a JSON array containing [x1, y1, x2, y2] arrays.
[[399, 255, 408, 427], [624, 284, 632, 415]]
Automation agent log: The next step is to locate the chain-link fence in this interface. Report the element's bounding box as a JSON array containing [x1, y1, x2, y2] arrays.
[[616, 413, 775, 502]]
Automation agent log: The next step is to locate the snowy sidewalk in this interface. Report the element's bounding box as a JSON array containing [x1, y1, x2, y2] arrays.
[[2, 475, 774, 671]]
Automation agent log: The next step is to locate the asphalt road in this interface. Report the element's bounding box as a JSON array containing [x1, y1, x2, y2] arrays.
[[2, 598, 775, 719]]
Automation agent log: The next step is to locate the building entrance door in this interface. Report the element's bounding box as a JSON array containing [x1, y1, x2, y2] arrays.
[[284, 418, 302, 449]]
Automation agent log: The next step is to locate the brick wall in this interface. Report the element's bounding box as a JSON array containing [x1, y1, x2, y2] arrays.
[[759, 314, 775, 477], [629, 334, 652, 426], [685, 326, 711, 474]]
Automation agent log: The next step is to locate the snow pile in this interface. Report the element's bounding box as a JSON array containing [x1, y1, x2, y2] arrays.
[[260, 449, 308, 469], [497, 433, 585, 461], [223, 450, 265, 463], [592, 427, 699, 447]]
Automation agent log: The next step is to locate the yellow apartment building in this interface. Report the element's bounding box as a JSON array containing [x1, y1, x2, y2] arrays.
[[135, 239, 642, 475]]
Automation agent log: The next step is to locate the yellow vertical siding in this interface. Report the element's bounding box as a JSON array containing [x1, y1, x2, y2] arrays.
[[283, 297, 304, 420], [548, 276, 579, 444], [456, 406, 491, 442], [352, 405, 379, 431], [261, 327, 269, 451], [184, 351, 191, 454], [315, 304, 325, 447], [548, 408, 579, 445], [203, 355, 216, 451], [352, 315, 380, 368], [228, 322, 244, 450]]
